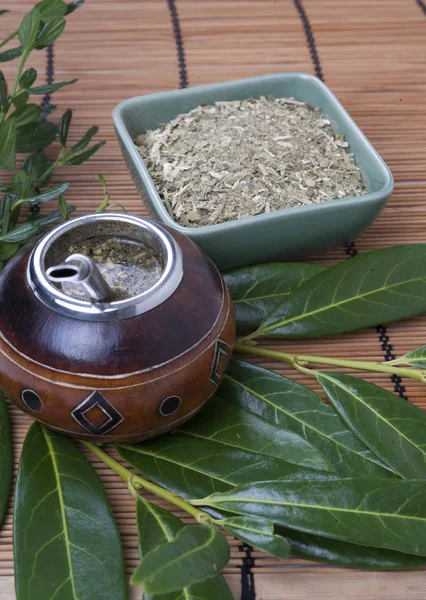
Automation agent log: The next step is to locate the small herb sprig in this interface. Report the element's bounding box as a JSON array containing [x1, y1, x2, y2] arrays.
[[0, 0, 104, 266]]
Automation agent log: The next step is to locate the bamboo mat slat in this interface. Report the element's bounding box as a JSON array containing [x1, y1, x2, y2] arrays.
[[2, 0, 426, 598]]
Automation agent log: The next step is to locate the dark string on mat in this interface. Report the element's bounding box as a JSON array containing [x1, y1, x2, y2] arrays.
[[292, 0, 324, 81], [239, 543, 256, 600], [377, 326, 408, 399], [167, 0, 188, 88], [31, 44, 55, 215], [417, 0, 426, 16], [293, 0, 407, 399], [40, 44, 55, 114]]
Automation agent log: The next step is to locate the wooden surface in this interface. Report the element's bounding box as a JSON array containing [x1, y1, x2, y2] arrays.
[[2, 0, 426, 598]]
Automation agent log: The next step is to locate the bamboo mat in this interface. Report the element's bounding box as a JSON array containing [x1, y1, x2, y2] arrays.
[[1, 0, 426, 598]]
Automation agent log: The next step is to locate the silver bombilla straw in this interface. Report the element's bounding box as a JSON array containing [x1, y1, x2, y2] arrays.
[[46, 253, 112, 302]]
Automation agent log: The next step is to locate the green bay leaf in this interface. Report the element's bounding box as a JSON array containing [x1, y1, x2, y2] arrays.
[[0, 242, 19, 260], [19, 67, 37, 89], [281, 527, 426, 570], [22, 151, 53, 188], [22, 181, 70, 204], [11, 103, 41, 127], [118, 434, 327, 501], [13, 89, 29, 109], [28, 78, 77, 95], [0, 46, 24, 62], [132, 523, 230, 594], [36, 0, 67, 20], [0, 182, 24, 193], [0, 69, 8, 107], [0, 390, 12, 528], [223, 262, 325, 331], [0, 193, 15, 235], [258, 244, 426, 338], [35, 17, 66, 48], [66, 140, 105, 165], [197, 478, 426, 556], [0, 221, 39, 243], [136, 497, 233, 600], [318, 372, 426, 479], [66, 0, 85, 15], [0, 119, 16, 171], [59, 194, 69, 220], [30, 204, 76, 227], [69, 125, 99, 153], [16, 119, 58, 153], [393, 345, 426, 369], [221, 360, 392, 477], [18, 7, 41, 50], [223, 516, 290, 558], [14, 424, 127, 600], [179, 395, 335, 473], [59, 108, 72, 146]]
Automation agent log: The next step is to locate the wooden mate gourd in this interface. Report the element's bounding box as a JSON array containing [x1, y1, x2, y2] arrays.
[[0, 213, 235, 442]]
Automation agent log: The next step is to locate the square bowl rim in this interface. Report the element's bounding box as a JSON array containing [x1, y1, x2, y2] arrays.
[[112, 72, 394, 238]]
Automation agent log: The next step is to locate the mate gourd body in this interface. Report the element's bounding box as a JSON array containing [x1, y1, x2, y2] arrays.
[[0, 213, 235, 442]]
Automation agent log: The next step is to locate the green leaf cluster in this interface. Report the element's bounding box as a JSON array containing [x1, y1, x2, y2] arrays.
[[223, 262, 325, 330], [132, 505, 230, 595], [116, 358, 426, 584], [0, 0, 104, 265], [198, 478, 426, 556], [135, 498, 233, 599], [10, 347, 426, 598], [225, 245, 426, 338], [8, 242, 426, 597]]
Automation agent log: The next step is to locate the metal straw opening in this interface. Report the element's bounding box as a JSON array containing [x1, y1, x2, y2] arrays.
[[47, 267, 79, 280], [46, 253, 112, 302]]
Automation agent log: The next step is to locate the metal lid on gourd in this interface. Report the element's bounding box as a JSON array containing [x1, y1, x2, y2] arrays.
[[27, 213, 183, 321]]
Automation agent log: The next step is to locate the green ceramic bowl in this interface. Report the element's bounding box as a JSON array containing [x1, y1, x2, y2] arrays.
[[113, 73, 393, 270]]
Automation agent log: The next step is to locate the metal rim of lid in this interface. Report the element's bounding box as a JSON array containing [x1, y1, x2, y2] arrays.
[[27, 213, 184, 321]]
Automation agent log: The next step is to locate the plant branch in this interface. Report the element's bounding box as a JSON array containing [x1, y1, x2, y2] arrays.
[[0, 29, 18, 49], [35, 150, 75, 183], [235, 342, 426, 382], [82, 441, 210, 524], [9, 154, 69, 199], [11, 50, 28, 97], [10, 198, 28, 212]]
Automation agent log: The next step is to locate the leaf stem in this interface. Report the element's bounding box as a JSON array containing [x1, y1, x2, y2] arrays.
[[235, 343, 298, 368], [1, 195, 12, 235], [238, 331, 261, 344], [39, 150, 69, 181], [40, 163, 58, 180], [11, 50, 28, 97], [82, 441, 209, 524], [0, 29, 18, 49], [20, 156, 66, 193], [10, 198, 26, 212], [235, 343, 426, 382]]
